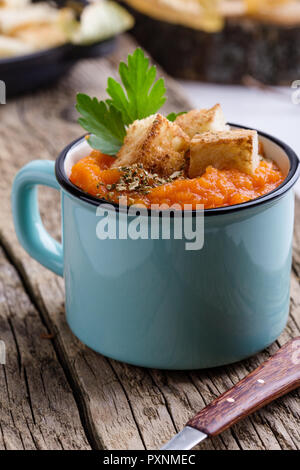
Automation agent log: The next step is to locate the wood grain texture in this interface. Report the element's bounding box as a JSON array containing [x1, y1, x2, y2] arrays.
[[187, 338, 300, 436], [0, 246, 89, 450], [0, 34, 299, 450]]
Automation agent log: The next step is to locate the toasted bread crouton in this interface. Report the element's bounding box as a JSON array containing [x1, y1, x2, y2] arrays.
[[175, 104, 229, 139], [189, 129, 259, 178], [15, 24, 67, 49], [112, 113, 190, 177]]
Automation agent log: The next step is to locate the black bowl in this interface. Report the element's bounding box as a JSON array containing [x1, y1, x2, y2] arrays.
[[0, 37, 116, 98]]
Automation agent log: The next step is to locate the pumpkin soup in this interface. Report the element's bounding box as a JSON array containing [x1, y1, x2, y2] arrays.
[[70, 148, 284, 209]]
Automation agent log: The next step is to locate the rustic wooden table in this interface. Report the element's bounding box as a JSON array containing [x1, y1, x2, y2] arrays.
[[0, 35, 299, 451]]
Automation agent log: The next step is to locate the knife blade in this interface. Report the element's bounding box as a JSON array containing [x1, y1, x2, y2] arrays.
[[161, 427, 207, 450], [161, 337, 300, 450]]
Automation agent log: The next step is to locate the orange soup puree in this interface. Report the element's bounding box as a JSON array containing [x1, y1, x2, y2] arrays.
[[70, 150, 284, 209]]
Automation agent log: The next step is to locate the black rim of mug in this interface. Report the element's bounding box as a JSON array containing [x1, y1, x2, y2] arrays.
[[55, 124, 300, 217]]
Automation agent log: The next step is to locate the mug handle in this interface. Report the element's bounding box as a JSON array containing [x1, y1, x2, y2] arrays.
[[11, 160, 64, 277]]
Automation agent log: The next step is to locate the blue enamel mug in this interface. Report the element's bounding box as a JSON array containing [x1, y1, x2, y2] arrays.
[[11, 127, 300, 369]]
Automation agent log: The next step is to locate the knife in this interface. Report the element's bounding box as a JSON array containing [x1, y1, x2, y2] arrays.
[[161, 337, 300, 450]]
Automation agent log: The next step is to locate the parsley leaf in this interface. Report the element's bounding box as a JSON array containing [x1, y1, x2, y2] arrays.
[[76, 48, 187, 156], [106, 48, 166, 125], [76, 93, 126, 155], [166, 111, 187, 122]]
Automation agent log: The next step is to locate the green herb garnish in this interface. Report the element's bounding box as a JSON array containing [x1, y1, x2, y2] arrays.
[[166, 111, 187, 122], [107, 48, 166, 125], [76, 95, 126, 155], [76, 48, 185, 156]]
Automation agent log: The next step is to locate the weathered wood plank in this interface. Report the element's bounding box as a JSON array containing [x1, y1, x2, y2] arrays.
[[0, 247, 90, 450], [0, 34, 299, 450]]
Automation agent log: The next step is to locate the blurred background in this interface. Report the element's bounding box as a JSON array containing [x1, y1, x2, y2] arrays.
[[0, 0, 299, 179], [118, 0, 300, 182]]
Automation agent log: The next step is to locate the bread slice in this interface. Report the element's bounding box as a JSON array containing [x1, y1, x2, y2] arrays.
[[15, 24, 67, 49], [189, 129, 259, 178], [175, 104, 229, 139], [112, 113, 190, 177], [0, 34, 33, 57], [0, 5, 58, 35]]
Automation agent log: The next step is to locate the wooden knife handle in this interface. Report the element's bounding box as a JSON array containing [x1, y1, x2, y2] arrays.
[[187, 337, 300, 436]]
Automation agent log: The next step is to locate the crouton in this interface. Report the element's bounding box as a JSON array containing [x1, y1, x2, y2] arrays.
[[189, 129, 259, 178], [112, 113, 190, 177], [175, 104, 229, 139]]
